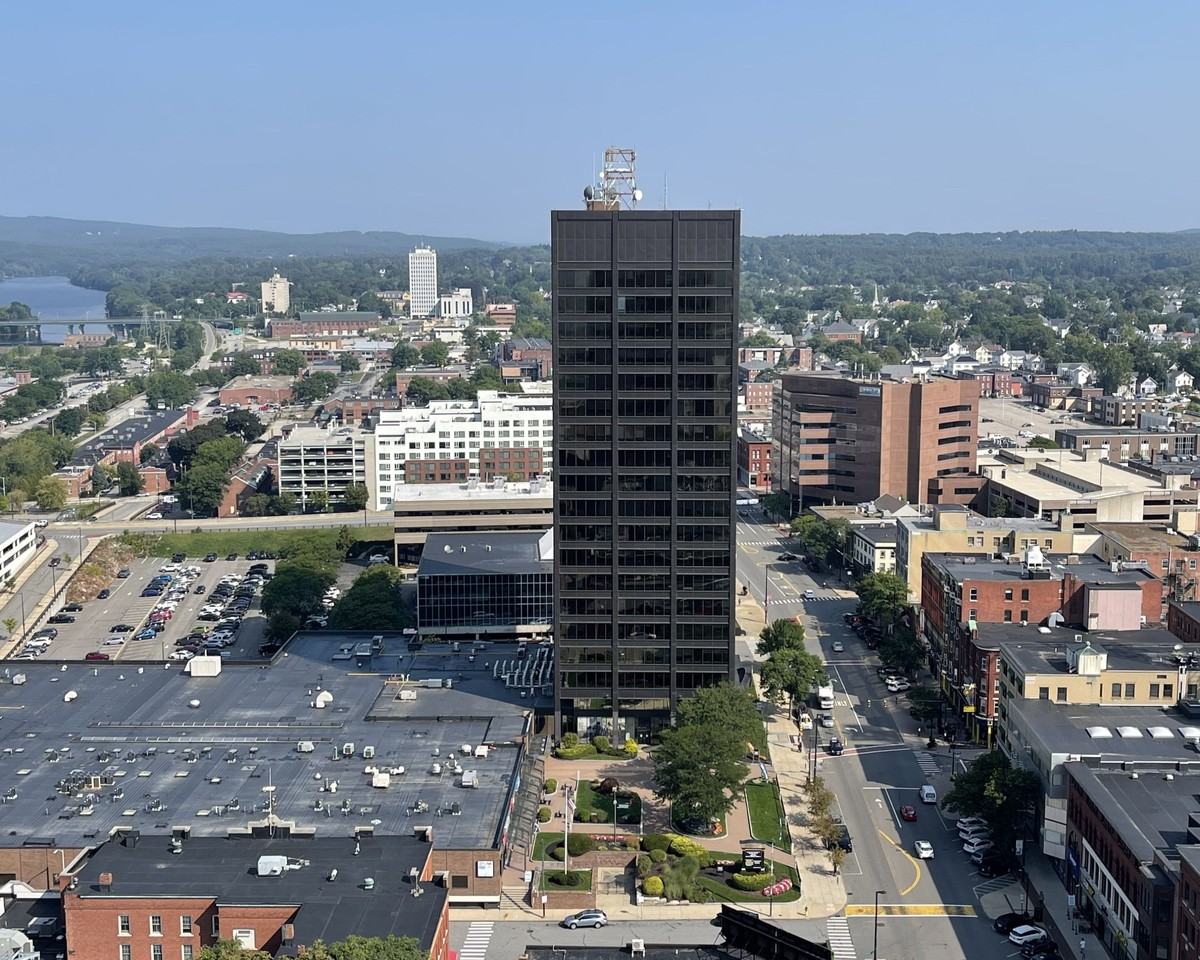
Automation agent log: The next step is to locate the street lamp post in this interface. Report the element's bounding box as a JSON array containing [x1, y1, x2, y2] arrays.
[[873, 889, 886, 960]]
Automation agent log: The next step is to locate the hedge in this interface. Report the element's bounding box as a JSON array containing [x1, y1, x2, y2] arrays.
[[730, 871, 776, 892], [566, 832, 596, 856], [641, 834, 673, 853], [649, 848, 668, 864], [544, 778, 558, 793], [537, 806, 552, 823], [643, 876, 664, 897], [668, 835, 708, 858]]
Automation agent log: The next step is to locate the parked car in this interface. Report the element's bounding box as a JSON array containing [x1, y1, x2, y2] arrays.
[[1008, 926, 1047, 946], [887, 678, 911, 693], [204, 553, 218, 562], [959, 824, 992, 841], [913, 840, 934, 860], [1021, 940, 1061, 959], [102, 637, 125, 646], [33, 627, 58, 640], [116, 568, 131, 578], [195, 585, 206, 594], [110, 624, 134, 632], [957, 817, 988, 832], [48, 557, 61, 568], [778, 552, 797, 562], [63, 603, 84, 612], [48, 614, 75, 624], [963, 838, 995, 856], [134, 629, 157, 641], [97, 588, 111, 599], [84, 652, 111, 661], [226, 553, 238, 560]]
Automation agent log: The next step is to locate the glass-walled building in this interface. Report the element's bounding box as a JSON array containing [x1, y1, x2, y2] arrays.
[[417, 531, 552, 638], [551, 209, 740, 739]]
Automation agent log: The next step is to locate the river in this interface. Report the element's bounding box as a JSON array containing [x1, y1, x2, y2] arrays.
[[0, 275, 110, 343]]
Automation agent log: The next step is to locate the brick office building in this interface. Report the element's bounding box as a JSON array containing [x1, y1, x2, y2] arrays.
[[737, 429, 772, 491], [773, 371, 979, 508], [65, 834, 451, 960], [218, 375, 295, 407]]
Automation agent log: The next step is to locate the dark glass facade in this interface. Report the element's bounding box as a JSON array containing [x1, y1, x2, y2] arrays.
[[551, 209, 740, 738], [418, 572, 552, 634]]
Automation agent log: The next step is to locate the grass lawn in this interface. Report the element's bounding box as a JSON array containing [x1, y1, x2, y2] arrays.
[[539, 869, 592, 891], [573, 781, 643, 825], [124, 526, 392, 558], [695, 860, 801, 903], [532, 831, 564, 861], [745, 780, 790, 849]]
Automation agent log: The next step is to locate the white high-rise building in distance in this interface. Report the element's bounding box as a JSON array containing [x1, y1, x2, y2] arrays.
[[408, 246, 438, 318], [261, 271, 291, 316]]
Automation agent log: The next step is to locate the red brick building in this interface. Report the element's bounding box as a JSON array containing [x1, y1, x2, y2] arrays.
[[742, 379, 775, 414], [267, 312, 381, 339], [218, 375, 295, 407], [921, 551, 1162, 741], [478, 446, 544, 482], [737, 430, 772, 492], [1168, 600, 1200, 645], [962, 367, 1015, 399], [64, 834, 450, 960], [138, 465, 170, 495], [499, 337, 552, 379]]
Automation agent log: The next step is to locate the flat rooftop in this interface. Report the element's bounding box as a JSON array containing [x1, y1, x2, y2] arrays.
[[924, 552, 1154, 587], [1063, 762, 1200, 862], [74, 835, 445, 955], [0, 632, 538, 849], [1057, 426, 1192, 437], [419, 531, 552, 577], [392, 479, 552, 506], [993, 625, 1184, 673], [1008, 698, 1200, 766], [71, 410, 187, 463], [221, 374, 294, 390], [852, 523, 898, 545], [1088, 522, 1195, 552]]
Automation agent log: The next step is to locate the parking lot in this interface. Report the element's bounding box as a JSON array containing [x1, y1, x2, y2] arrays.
[[979, 396, 1082, 443], [11, 556, 274, 663]]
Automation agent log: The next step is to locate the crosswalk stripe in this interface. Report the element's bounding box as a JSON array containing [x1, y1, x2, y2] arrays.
[[460, 921, 494, 960], [826, 916, 856, 960], [973, 874, 1018, 897], [914, 751, 940, 777]]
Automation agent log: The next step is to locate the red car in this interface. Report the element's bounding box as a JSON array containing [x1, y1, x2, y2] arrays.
[[900, 805, 917, 822], [85, 652, 111, 661]]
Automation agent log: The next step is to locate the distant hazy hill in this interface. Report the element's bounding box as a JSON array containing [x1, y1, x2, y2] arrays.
[[0, 215, 506, 264]]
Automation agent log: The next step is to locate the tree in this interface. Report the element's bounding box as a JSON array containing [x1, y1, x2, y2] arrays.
[[308, 936, 426, 960], [653, 723, 747, 827], [116, 461, 144, 497], [675, 683, 765, 753], [339, 354, 361, 372], [139, 442, 160, 464], [1041, 292, 1070, 319], [1027, 435, 1058, 450], [2, 617, 16, 635], [293, 372, 338, 404], [265, 611, 301, 644], [305, 491, 330, 513], [790, 515, 850, 570], [990, 495, 1013, 518], [420, 341, 450, 367], [342, 483, 369, 511], [405, 377, 451, 405], [241, 493, 272, 517], [271, 349, 305, 375], [759, 646, 827, 708], [262, 564, 336, 620], [761, 491, 792, 520], [198, 939, 270, 960], [907, 685, 942, 724], [35, 476, 67, 511], [756, 618, 807, 657], [52, 406, 85, 438], [856, 571, 910, 627], [228, 353, 261, 377], [943, 751, 1040, 856], [329, 566, 414, 631], [392, 343, 420, 368], [827, 844, 847, 876], [224, 409, 264, 442], [145, 370, 198, 408]]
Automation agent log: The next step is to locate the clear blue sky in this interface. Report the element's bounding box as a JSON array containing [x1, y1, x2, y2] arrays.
[[3, 1, 1197, 242]]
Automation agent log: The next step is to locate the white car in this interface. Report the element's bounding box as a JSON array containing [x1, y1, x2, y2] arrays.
[[914, 840, 935, 860], [887, 679, 911, 693], [1008, 926, 1047, 946], [102, 637, 125, 646], [146, 512, 163, 520], [831, 640, 844, 653], [963, 838, 994, 856], [169, 650, 194, 661], [956, 816, 988, 832]]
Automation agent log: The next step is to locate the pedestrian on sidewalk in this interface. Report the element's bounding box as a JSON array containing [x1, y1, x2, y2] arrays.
[[1079, 939, 1086, 959]]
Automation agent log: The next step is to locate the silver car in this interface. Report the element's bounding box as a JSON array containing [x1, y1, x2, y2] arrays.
[[561, 909, 607, 930]]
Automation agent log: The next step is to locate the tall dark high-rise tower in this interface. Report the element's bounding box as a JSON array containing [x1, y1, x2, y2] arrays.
[[552, 204, 740, 739]]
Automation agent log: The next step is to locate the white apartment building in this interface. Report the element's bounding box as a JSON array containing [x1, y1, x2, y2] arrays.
[[276, 425, 375, 510], [373, 390, 553, 507], [438, 287, 474, 319], [260, 272, 291, 316], [0, 521, 38, 585], [408, 246, 438, 319]]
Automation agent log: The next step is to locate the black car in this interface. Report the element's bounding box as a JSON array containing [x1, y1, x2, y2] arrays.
[[116, 568, 131, 578], [204, 553, 218, 562], [993, 912, 1034, 935], [97, 588, 111, 599], [778, 552, 798, 562], [1022, 941, 1060, 959], [48, 557, 61, 568], [33, 627, 58, 640], [171, 553, 186, 563], [195, 584, 206, 595], [976, 859, 1010, 879], [63, 603, 84, 612], [226, 553, 238, 561], [247, 551, 260, 560], [827, 737, 844, 756], [48, 613, 75, 624], [832, 822, 852, 851], [110, 623, 134, 633]]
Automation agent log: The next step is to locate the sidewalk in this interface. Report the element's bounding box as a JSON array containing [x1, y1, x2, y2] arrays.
[[1024, 850, 1103, 960], [0, 537, 59, 659]]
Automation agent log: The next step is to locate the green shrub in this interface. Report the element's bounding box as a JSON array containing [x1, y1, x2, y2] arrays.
[[562, 732, 580, 748], [730, 871, 776, 891], [678, 854, 700, 875], [636, 854, 652, 877], [668, 835, 708, 858], [623, 738, 638, 757], [555, 743, 596, 760], [566, 832, 596, 856], [593, 734, 611, 753], [643, 875, 664, 897], [686, 884, 712, 903], [544, 778, 557, 793], [545, 870, 586, 889], [642, 834, 672, 853], [549, 843, 566, 862], [649, 848, 668, 864], [537, 806, 552, 823]]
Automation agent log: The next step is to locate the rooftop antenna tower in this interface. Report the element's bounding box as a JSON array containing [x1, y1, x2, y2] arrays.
[[583, 147, 642, 210]]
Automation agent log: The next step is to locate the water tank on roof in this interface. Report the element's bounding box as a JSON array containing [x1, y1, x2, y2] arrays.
[[1067, 643, 1108, 676]]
